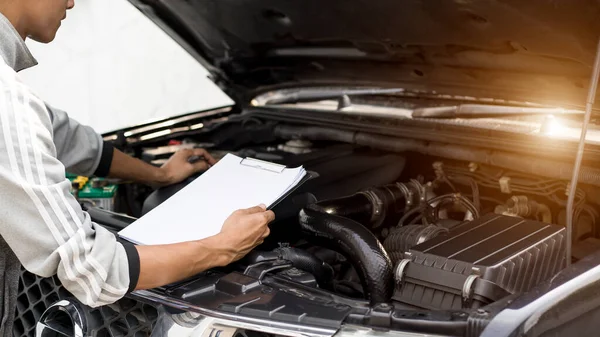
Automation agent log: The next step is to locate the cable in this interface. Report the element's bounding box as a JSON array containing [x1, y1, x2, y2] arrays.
[[566, 37, 600, 267], [446, 175, 481, 212], [469, 178, 481, 212], [445, 166, 588, 207], [397, 205, 427, 227], [443, 177, 458, 192]]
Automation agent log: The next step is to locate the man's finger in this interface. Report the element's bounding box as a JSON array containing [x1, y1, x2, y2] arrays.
[[262, 227, 271, 238], [238, 205, 266, 215], [247, 210, 275, 225], [191, 160, 209, 172], [264, 210, 275, 223], [179, 148, 193, 156], [193, 148, 217, 165], [243, 208, 275, 222]]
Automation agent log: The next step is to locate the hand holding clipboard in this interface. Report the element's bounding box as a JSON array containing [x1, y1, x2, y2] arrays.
[[118, 154, 312, 245]]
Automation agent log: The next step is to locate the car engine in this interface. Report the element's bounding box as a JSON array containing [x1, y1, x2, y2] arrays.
[[13, 116, 600, 337]]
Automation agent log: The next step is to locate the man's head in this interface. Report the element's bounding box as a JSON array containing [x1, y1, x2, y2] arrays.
[[0, 0, 74, 43]]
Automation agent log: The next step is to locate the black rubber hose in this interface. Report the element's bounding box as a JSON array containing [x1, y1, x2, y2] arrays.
[[315, 193, 373, 224], [246, 248, 334, 289], [315, 185, 409, 228], [276, 247, 335, 288], [299, 203, 394, 305]]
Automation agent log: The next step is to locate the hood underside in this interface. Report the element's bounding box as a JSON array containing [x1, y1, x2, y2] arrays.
[[134, 0, 600, 108]]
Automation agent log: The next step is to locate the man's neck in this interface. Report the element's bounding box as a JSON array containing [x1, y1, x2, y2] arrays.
[[0, 7, 26, 40]]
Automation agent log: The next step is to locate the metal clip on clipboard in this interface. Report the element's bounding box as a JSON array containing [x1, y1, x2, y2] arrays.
[[239, 157, 287, 173], [239, 157, 317, 210]]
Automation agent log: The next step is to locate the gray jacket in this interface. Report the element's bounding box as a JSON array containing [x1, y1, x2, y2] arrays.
[[0, 12, 139, 336]]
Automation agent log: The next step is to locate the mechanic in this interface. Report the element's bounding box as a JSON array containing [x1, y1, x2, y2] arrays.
[[0, 0, 275, 334]]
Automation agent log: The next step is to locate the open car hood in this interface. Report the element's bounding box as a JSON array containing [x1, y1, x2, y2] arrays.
[[129, 0, 600, 109]]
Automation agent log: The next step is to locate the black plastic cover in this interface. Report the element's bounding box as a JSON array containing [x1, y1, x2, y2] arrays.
[[165, 270, 353, 329], [393, 214, 566, 310]]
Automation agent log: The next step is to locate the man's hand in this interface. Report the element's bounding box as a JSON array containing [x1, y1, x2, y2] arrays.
[[158, 148, 217, 186], [134, 204, 275, 290], [219, 204, 275, 263], [107, 147, 218, 187]]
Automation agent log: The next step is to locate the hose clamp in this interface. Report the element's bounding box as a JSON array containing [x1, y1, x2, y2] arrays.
[[396, 182, 413, 212], [360, 190, 384, 227], [462, 274, 479, 308], [409, 179, 427, 204], [395, 258, 411, 285]]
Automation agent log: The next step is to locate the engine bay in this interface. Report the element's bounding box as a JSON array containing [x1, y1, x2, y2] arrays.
[[73, 113, 600, 334]]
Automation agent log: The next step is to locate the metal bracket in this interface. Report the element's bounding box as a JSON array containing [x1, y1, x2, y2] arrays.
[[499, 176, 512, 194]]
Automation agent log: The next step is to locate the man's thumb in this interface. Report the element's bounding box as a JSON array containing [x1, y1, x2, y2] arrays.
[[239, 204, 266, 214]]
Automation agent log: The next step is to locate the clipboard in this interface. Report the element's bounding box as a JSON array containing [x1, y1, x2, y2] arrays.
[[268, 170, 317, 210], [118, 153, 315, 245]]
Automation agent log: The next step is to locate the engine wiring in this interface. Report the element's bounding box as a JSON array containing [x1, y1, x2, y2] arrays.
[[398, 161, 599, 243], [444, 165, 588, 207]]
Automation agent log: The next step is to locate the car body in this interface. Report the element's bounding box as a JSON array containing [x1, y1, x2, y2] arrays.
[[15, 1, 600, 337]]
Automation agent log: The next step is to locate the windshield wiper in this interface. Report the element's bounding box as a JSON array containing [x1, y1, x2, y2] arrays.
[[412, 104, 584, 118], [263, 87, 404, 106]]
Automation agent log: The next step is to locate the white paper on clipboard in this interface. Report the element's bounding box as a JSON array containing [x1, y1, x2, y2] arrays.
[[117, 153, 307, 245]]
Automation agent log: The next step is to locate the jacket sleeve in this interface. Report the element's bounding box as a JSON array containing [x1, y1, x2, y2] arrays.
[[0, 77, 140, 307], [46, 104, 114, 177]]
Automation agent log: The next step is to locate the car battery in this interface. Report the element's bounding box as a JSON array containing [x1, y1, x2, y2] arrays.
[[393, 213, 566, 310], [67, 174, 118, 211]]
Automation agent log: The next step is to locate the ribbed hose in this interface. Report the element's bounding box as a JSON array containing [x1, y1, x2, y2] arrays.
[[274, 125, 600, 187], [299, 204, 394, 305]]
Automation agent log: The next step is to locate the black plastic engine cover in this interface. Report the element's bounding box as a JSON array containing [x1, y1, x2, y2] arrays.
[[393, 214, 566, 310]]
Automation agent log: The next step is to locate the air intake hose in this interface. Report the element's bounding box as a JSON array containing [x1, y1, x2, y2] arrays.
[[316, 184, 412, 229], [299, 203, 394, 305], [315, 193, 374, 224]]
